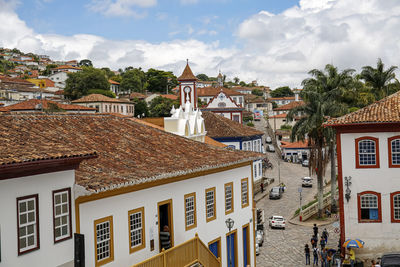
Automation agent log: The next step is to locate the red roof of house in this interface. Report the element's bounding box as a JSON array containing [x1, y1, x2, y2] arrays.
[[160, 94, 178, 100], [281, 140, 309, 149], [269, 114, 287, 119], [0, 99, 96, 112], [53, 65, 82, 70], [197, 87, 244, 97], [109, 79, 120, 85], [72, 94, 132, 104], [129, 92, 146, 99], [273, 101, 304, 111], [269, 96, 296, 101]]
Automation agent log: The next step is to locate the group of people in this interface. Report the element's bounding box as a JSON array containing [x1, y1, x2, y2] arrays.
[[304, 224, 333, 266]]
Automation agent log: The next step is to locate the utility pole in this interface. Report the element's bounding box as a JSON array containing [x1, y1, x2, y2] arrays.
[[278, 160, 281, 184]]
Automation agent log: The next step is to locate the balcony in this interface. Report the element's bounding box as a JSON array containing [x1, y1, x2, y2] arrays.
[[132, 233, 221, 267]]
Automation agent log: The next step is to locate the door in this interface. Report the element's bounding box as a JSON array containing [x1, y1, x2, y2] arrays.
[[208, 238, 220, 258], [242, 225, 250, 266], [158, 199, 174, 252], [226, 231, 237, 267]]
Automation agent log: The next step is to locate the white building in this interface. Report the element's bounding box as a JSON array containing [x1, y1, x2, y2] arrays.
[[325, 91, 400, 258], [1, 113, 261, 267], [48, 72, 69, 89], [72, 93, 135, 116], [0, 127, 97, 267]]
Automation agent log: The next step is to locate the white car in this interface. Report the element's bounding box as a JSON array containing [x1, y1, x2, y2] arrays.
[[269, 215, 286, 229], [256, 230, 264, 246], [268, 144, 275, 152], [302, 176, 312, 187], [266, 136, 272, 143], [255, 242, 260, 256]]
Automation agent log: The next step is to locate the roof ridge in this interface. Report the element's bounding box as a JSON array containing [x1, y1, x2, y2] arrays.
[[177, 62, 197, 81]]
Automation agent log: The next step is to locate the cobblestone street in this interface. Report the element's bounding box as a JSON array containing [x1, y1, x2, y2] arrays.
[[254, 119, 340, 267]]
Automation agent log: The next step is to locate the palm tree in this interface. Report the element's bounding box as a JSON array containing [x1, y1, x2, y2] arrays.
[[288, 64, 351, 217], [360, 58, 398, 100]]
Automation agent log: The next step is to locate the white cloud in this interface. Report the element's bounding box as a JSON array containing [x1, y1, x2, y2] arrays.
[[87, 0, 157, 17], [180, 0, 198, 5], [2, 0, 400, 88]]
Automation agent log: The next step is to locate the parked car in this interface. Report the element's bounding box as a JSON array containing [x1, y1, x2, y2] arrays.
[[269, 186, 282, 199], [381, 252, 400, 266], [254, 112, 261, 121], [256, 229, 264, 246], [269, 215, 286, 229], [266, 136, 272, 143], [302, 176, 312, 187], [268, 144, 275, 152], [302, 160, 309, 167]]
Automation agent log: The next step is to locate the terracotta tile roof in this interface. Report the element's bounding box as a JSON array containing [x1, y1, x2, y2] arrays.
[[53, 65, 82, 70], [269, 113, 287, 118], [273, 101, 304, 111], [0, 77, 35, 86], [72, 94, 132, 104], [203, 111, 264, 138], [269, 96, 296, 101], [204, 136, 228, 147], [0, 114, 262, 192], [177, 63, 197, 81], [0, 99, 96, 112], [55, 90, 64, 95], [160, 94, 178, 100], [198, 87, 244, 97], [129, 92, 146, 99], [44, 78, 55, 87], [281, 140, 310, 149], [325, 91, 400, 127], [109, 79, 120, 85], [245, 94, 265, 103]]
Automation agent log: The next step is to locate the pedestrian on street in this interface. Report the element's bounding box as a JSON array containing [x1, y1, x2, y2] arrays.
[[320, 248, 328, 267], [311, 235, 318, 248], [320, 236, 326, 250], [346, 248, 356, 267], [313, 247, 319, 266], [305, 244, 311, 265], [322, 228, 329, 244], [313, 223, 319, 237], [261, 182, 264, 193]]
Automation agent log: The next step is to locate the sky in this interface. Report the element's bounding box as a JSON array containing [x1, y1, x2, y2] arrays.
[[1, 0, 400, 88]]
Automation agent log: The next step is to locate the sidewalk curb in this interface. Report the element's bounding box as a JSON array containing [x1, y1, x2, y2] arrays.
[[288, 216, 339, 227]]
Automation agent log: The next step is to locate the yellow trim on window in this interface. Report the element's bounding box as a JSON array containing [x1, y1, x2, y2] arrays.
[[184, 192, 197, 231], [241, 178, 249, 208], [94, 216, 114, 267], [205, 187, 216, 222], [225, 182, 234, 215], [128, 207, 146, 254]]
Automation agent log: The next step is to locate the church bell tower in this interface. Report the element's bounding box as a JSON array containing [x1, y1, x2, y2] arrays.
[[178, 60, 198, 109]]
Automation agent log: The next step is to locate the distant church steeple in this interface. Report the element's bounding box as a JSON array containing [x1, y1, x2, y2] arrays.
[[217, 71, 223, 87], [178, 60, 198, 109]]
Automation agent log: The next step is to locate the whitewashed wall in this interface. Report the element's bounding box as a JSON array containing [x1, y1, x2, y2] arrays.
[[341, 131, 400, 256], [0, 170, 75, 267], [78, 165, 255, 267]]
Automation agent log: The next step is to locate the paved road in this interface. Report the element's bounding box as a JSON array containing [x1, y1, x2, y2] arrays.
[[253, 119, 340, 267]]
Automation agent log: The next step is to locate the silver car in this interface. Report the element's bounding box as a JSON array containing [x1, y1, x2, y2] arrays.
[[256, 230, 264, 246]]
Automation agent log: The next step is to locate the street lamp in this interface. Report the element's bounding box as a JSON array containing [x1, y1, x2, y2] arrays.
[[225, 218, 234, 267], [344, 176, 352, 202]]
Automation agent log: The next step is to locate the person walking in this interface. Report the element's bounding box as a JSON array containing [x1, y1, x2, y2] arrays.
[[305, 244, 311, 265], [311, 235, 318, 248], [320, 248, 328, 267], [160, 225, 171, 250], [347, 248, 356, 267], [313, 223, 319, 237], [320, 236, 326, 250], [313, 247, 319, 266], [322, 228, 329, 244]]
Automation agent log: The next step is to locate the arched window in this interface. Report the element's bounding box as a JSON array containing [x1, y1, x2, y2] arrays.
[[388, 136, 400, 168], [357, 191, 381, 223], [391, 192, 400, 223], [355, 137, 380, 168]]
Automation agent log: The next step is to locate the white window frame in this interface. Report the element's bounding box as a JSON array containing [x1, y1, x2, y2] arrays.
[[17, 194, 39, 254], [358, 139, 376, 166]]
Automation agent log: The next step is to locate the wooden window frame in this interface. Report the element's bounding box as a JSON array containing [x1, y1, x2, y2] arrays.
[[128, 207, 146, 253], [205, 187, 216, 222], [388, 136, 400, 168], [355, 136, 380, 168], [390, 191, 400, 223], [241, 178, 249, 208], [357, 191, 382, 223], [94, 216, 114, 267], [52, 187, 72, 243], [184, 192, 197, 231], [225, 182, 234, 215], [17, 194, 40, 255], [208, 236, 221, 259]]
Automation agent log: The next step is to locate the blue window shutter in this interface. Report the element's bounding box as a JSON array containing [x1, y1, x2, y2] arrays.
[[369, 209, 378, 220]]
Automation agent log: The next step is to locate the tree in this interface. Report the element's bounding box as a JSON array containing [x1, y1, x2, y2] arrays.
[[239, 81, 247, 87], [196, 74, 209, 81], [252, 89, 263, 96], [288, 64, 351, 217], [148, 96, 178, 117], [270, 86, 294, 98], [64, 67, 110, 100], [101, 67, 116, 79], [233, 77, 240, 85], [79, 59, 93, 67], [132, 98, 149, 117], [360, 58, 398, 100], [145, 69, 178, 93], [41, 64, 58, 76], [120, 68, 146, 93]]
